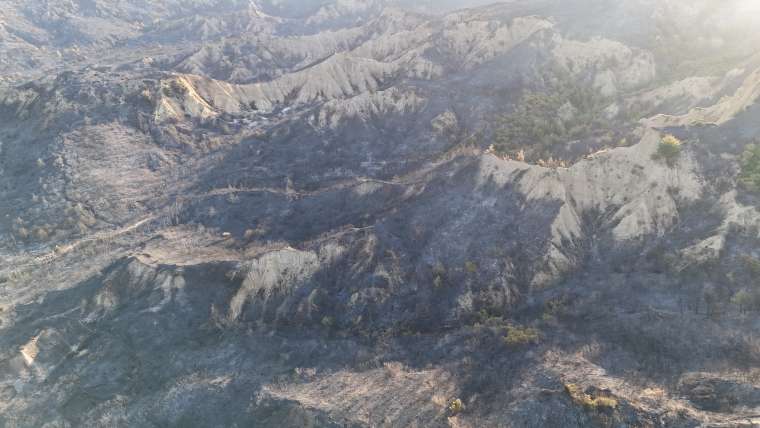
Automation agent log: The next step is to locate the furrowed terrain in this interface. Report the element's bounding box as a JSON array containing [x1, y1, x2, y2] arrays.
[[3, 0, 760, 426]]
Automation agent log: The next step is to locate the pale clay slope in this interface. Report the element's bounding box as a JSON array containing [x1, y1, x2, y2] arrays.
[[160, 14, 554, 120], [7, 3, 756, 298], [551, 35, 656, 96], [305, 0, 377, 26], [103, 126, 707, 295], [145, 2, 743, 292], [260, 365, 457, 427], [309, 87, 426, 129], [6, 3, 760, 427], [153, 13, 655, 126], [646, 66, 760, 128], [227, 247, 323, 322], [627, 76, 720, 115], [174, 9, 421, 80], [437, 16, 554, 69], [155, 53, 399, 120], [679, 189, 760, 268], [478, 128, 703, 286]]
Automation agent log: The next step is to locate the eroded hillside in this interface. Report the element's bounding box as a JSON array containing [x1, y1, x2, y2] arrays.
[[3, 1, 760, 427]]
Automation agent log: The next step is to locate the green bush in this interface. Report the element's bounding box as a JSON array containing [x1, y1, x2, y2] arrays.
[[652, 135, 682, 166], [731, 289, 753, 313], [739, 144, 760, 193], [446, 398, 464, 416]]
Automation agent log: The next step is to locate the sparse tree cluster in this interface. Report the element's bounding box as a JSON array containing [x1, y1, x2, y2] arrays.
[[493, 73, 622, 165]]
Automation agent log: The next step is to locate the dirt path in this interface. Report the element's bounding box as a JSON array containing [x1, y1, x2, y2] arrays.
[[191, 145, 479, 201], [8, 215, 157, 271]]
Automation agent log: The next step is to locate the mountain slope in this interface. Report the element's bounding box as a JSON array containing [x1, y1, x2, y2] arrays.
[[3, 1, 760, 427]]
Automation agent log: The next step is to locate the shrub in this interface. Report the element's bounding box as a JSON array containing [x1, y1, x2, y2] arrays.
[[446, 398, 464, 416], [742, 255, 760, 276], [33, 227, 49, 241], [432, 262, 446, 288], [541, 311, 556, 323], [739, 144, 760, 193], [320, 316, 335, 329], [564, 383, 618, 410], [592, 396, 619, 409], [464, 261, 478, 274], [503, 325, 540, 346], [545, 297, 568, 317], [564, 383, 583, 397], [15, 227, 29, 239], [652, 134, 682, 166], [433, 275, 444, 288], [731, 289, 753, 313], [383, 361, 405, 378], [432, 262, 446, 277]]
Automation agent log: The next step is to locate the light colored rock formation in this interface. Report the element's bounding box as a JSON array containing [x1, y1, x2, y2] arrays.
[[260, 364, 458, 426], [6, 2, 760, 426], [228, 248, 321, 321], [647, 66, 760, 128], [628, 76, 720, 114], [310, 87, 426, 128], [438, 15, 554, 69], [305, 0, 378, 26], [158, 53, 400, 118], [431, 109, 459, 134], [551, 36, 656, 96], [477, 127, 703, 285]]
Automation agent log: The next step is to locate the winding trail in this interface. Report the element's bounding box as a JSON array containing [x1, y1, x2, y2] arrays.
[[190, 146, 479, 201], [10, 215, 157, 271]]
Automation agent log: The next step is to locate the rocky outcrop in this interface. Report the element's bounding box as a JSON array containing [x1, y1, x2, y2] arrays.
[[435, 15, 554, 70], [156, 54, 400, 118], [551, 35, 656, 96], [678, 372, 760, 412], [227, 247, 323, 322], [647, 66, 760, 128], [472, 128, 702, 285], [310, 88, 426, 128]]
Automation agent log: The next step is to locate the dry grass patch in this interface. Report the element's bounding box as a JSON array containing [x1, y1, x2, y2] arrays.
[[503, 325, 540, 346]]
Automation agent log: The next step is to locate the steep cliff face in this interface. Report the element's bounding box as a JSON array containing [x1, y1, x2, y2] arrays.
[[647, 65, 760, 128], [3, 1, 760, 427]]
